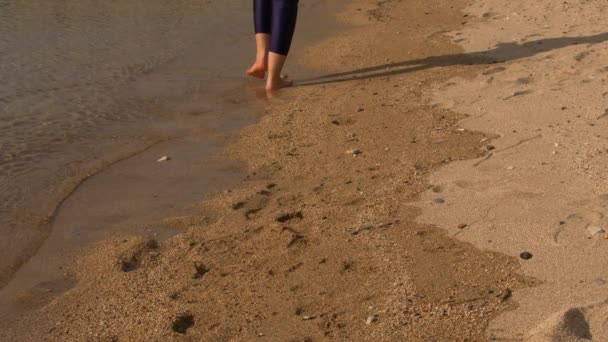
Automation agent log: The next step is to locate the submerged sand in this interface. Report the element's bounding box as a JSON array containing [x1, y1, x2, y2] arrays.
[[10, 0, 604, 340]]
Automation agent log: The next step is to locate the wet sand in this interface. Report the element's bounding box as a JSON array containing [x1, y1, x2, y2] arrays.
[[0, 0, 545, 340]]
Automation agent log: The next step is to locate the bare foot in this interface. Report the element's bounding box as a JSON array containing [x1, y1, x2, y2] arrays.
[[266, 78, 293, 91], [246, 62, 267, 79]]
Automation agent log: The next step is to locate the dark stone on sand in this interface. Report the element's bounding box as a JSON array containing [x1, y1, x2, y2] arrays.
[[520, 252, 533, 260], [331, 120, 340, 125], [432, 185, 443, 193], [357, 108, 364, 112], [458, 223, 467, 229], [486, 145, 496, 151], [433, 198, 445, 204]]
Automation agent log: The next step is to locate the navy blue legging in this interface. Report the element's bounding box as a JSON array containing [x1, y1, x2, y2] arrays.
[[254, 0, 299, 56]]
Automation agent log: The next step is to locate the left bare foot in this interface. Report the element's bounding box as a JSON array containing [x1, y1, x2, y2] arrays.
[[246, 61, 267, 79]]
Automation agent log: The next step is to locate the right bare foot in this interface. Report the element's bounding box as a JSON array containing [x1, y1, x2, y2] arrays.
[[246, 62, 267, 79], [266, 78, 293, 91]]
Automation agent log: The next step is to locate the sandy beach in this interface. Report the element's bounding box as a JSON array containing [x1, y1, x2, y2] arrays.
[[2, 0, 607, 340], [416, 0, 608, 340]]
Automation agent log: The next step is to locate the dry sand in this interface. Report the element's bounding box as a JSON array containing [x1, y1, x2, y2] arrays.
[[415, 0, 608, 340], [9, 0, 600, 340]]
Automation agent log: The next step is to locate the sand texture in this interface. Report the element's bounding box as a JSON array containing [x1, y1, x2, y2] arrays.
[[6, 0, 607, 340], [415, 0, 608, 340]]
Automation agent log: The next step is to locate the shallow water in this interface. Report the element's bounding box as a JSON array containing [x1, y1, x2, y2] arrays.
[[0, 0, 260, 286], [0, 0, 349, 295]]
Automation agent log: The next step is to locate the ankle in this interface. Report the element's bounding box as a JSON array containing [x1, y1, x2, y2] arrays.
[[255, 57, 267, 67], [267, 71, 280, 81]]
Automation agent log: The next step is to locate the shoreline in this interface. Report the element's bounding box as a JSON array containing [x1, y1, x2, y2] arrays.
[[0, 130, 248, 314], [1, 0, 352, 314], [1, 0, 541, 340], [0, 136, 160, 289]]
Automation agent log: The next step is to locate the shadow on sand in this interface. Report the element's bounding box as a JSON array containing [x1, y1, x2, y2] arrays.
[[297, 32, 608, 86]]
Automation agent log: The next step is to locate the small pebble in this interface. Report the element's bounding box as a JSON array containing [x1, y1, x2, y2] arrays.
[[458, 223, 467, 229], [366, 315, 377, 325], [486, 145, 496, 151], [594, 278, 606, 285], [520, 252, 533, 260], [357, 108, 365, 112], [302, 315, 316, 321], [157, 156, 170, 162], [346, 149, 362, 156], [433, 198, 445, 204]]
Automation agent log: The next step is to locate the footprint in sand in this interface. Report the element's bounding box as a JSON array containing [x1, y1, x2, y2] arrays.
[[453, 179, 496, 192], [526, 308, 592, 341], [330, 117, 357, 126], [276, 211, 304, 223], [172, 313, 195, 334], [193, 262, 209, 279], [231, 184, 276, 219], [574, 50, 592, 62], [117, 238, 159, 272], [516, 76, 534, 85], [503, 89, 533, 100], [553, 210, 605, 244], [482, 66, 507, 75], [280, 229, 306, 252]]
